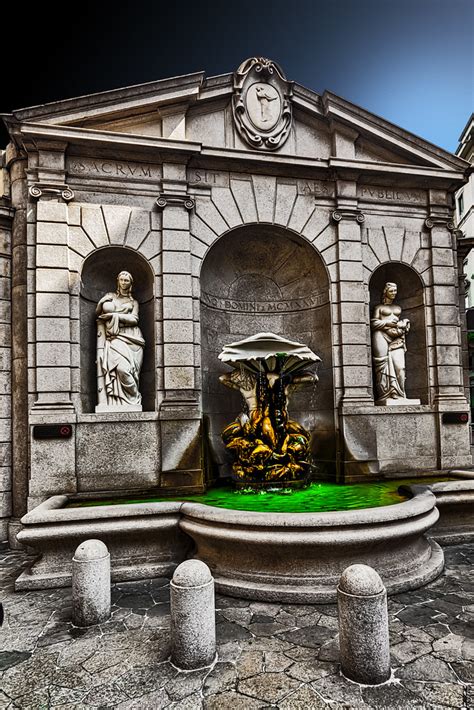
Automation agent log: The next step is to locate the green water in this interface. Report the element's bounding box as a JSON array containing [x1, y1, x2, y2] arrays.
[[66, 476, 453, 513]]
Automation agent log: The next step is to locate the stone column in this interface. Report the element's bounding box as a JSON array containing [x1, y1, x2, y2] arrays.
[[27, 145, 77, 508], [0, 150, 15, 542], [72, 539, 111, 627], [332, 181, 375, 480], [157, 163, 203, 490], [7, 145, 28, 543], [425, 197, 471, 469], [332, 182, 372, 406]]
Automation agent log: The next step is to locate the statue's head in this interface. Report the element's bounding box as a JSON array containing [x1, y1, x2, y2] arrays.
[[116, 271, 133, 297], [382, 282, 397, 304]]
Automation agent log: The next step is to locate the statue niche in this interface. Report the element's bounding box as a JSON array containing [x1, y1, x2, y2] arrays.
[[95, 270, 145, 412], [371, 282, 420, 406]]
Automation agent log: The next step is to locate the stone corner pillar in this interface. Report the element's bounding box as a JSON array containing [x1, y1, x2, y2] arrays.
[[157, 163, 204, 491]]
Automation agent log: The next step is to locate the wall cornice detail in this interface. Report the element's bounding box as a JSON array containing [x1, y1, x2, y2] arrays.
[[28, 183, 74, 202]]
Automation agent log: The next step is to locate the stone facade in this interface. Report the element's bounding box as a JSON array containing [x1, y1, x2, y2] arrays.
[[0, 59, 472, 539]]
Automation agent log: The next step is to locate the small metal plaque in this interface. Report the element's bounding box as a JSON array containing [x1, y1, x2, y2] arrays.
[[33, 424, 73, 439], [441, 412, 469, 424]]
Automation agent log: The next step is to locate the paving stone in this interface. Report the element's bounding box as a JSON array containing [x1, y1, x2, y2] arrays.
[[312, 673, 366, 706], [216, 621, 252, 643], [215, 641, 244, 663], [279, 624, 335, 649], [361, 681, 426, 708], [165, 668, 207, 701], [390, 639, 432, 665], [10, 688, 50, 710], [116, 663, 177, 699], [215, 596, 250, 609], [235, 650, 265, 679], [146, 602, 170, 618], [203, 661, 237, 696], [83, 680, 130, 707], [451, 660, 474, 682], [432, 633, 464, 662], [462, 638, 474, 660], [403, 679, 465, 708], [396, 604, 447, 627], [287, 659, 338, 682], [115, 687, 170, 709], [278, 683, 329, 709], [238, 672, 300, 703], [317, 638, 340, 662], [395, 655, 459, 682], [204, 690, 263, 709], [220, 607, 253, 626], [248, 621, 289, 636], [0, 651, 31, 671], [263, 651, 294, 673]]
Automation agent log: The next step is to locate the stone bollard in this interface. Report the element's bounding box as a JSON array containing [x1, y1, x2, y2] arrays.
[[337, 564, 390, 685], [170, 559, 216, 670], [72, 539, 111, 627]]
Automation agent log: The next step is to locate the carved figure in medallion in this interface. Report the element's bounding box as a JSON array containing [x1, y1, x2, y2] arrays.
[[371, 283, 419, 405], [95, 271, 145, 412], [232, 57, 293, 151]]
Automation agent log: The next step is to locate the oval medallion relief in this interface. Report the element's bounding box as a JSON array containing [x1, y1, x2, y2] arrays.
[[246, 83, 282, 131]]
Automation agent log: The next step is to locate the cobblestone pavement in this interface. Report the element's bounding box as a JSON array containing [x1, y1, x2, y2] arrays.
[[0, 544, 472, 709]]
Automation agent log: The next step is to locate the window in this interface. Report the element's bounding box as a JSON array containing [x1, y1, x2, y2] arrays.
[[458, 192, 465, 216]]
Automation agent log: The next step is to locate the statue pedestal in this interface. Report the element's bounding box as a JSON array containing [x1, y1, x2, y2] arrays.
[[95, 404, 142, 413], [376, 397, 421, 406]]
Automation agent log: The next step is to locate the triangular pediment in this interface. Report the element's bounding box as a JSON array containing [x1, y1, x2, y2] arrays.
[[4, 64, 467, 176]]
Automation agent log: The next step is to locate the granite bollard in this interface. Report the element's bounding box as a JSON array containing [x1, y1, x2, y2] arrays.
[[337, 564, 390, 685], [72, 539, 111, 627], [170, 559, 216, 670]]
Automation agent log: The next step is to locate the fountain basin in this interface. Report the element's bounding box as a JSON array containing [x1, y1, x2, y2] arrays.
[[179, 488, 443, 602], [16, 484, 449, 601], [15, 497, 192, 591]]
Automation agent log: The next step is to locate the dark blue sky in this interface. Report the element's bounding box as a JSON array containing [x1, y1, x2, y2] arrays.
[[2, 0, 473, 152]]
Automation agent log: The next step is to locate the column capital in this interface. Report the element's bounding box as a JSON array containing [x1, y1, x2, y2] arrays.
[[29, 183, 75, 202], [424, 214, 455, 231], [332, 209, 365, 224], [156, 193, 195, 211]]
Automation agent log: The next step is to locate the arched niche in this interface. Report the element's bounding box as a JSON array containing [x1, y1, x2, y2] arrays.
[[200, 224, 334, 478], [80, 246, 155, 412], [369, 263, 428, 404]]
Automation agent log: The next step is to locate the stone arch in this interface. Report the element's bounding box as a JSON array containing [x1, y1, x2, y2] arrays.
[[369, 262, 429, 404], [199, 223, 335, 478], [79, 246, 156, 412]]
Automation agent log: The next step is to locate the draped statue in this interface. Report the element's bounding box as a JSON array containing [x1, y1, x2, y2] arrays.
[[371, 282, 419, 405], [95, 271, 145, 412]]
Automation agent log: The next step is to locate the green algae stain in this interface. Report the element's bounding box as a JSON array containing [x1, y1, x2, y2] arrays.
[[66, 476, 453, 513]]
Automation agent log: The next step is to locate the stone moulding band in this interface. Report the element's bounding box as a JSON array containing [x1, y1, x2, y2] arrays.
[[28, 184, 75, 202]]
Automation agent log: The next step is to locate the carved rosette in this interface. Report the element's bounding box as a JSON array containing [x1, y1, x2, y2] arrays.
[[232, 57, 293, 151]]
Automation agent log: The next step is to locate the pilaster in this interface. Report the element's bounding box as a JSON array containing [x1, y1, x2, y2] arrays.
[[157, 163, 203, 490]]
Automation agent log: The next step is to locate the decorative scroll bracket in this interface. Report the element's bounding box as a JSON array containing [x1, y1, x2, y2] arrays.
[[29, 183, 74, 202], [156, 194, 195, 211], [332, 209, 365, 224]]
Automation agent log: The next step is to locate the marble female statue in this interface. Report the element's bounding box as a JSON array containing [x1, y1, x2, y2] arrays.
[[95, 271, 145, 412], [371, 282, 417, 404]]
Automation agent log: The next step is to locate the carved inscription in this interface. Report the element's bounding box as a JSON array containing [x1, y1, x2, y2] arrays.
[[201, 290, 328, 313], [357, 185, 426, 204], [297, 180, 335, 197], [187, 169, 229, 187], [67, 158, 160, 181]]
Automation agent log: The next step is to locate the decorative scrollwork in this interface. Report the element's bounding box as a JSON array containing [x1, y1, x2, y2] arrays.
[[156, 194, 195, 211], [28, 183, 75, 202], [332, 209, 365, 224], [425, 215, 455, 231]]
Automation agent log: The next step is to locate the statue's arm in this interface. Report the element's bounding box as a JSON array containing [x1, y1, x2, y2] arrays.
[[117, 299, 139, 326], [96, 292, 114, 316]]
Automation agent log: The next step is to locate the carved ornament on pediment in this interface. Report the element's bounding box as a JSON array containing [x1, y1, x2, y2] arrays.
[[156, 193, 195, 211], [29, 183, 74, 202], [232, 57, 293, 151]]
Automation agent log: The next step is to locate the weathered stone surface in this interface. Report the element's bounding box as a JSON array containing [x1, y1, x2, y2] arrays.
[[237, 672, 300, 703]]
